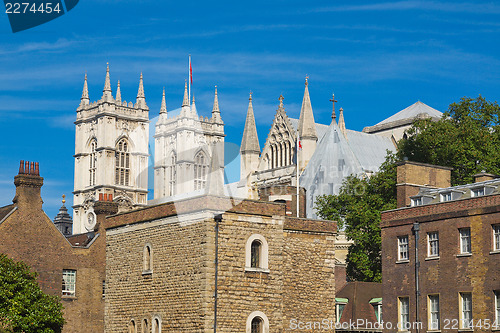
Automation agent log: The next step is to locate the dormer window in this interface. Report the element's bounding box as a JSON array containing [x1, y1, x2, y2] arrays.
[[472, 187, 485, 197], [440, 192, 452, 202], [411, 197, 423, 206]]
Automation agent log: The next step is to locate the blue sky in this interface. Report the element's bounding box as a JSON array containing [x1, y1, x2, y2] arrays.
[[1, 0, 500, 219]]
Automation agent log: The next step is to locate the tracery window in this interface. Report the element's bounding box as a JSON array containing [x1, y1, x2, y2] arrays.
[[115, 139, 130, 186], [194, 151, 208, 190], [169, 152, 177, 196], [89, 140, 97, 186]]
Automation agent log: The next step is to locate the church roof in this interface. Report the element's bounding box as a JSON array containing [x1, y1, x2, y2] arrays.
[[375, 101, 441, 126]]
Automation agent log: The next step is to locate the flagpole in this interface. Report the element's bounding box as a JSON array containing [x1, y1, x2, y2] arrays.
[[188, 54, 191, 105], [296, 130, 300, 218]]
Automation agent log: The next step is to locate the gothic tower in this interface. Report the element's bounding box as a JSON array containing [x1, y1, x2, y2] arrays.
[[240, 93, 260, 180], [73, 65, 149, 234], [297, 77, 318, 172], [154, 84, 224, 199]]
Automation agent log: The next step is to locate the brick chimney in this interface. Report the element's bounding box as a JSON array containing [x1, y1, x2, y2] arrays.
[[93, 193, 119, 231], [13, 160, 43, 209], [473, 172, 497, 183], [396, 161, 452, 208]]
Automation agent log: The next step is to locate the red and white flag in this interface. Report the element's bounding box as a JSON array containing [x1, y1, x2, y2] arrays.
[[189, 56, 193, 85]]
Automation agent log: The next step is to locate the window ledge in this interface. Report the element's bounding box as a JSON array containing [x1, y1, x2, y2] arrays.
[[425, 256, 440, 261], [245, 267, 270, 274], [142, 270, 153, 276], [490, 250, 500, 255], [62, 295, 77, 300], [456, 253, 472, 257], [427, 330, 441, 333], [457, 329, 474, 332], [396, 259, 410, 264]]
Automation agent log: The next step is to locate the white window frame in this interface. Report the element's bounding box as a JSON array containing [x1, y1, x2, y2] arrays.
[[398, 236, 409, 261], [459, 292, 472, 329], [428, 294, 440, 330], [427, 232, 439, 257], [372, 302, 382, 324], [336, 301, 347, 323], [398, 297, 410, 331], [495, 291, 500, 327], [440, 192, 452, 202], [245, 234, 269, 272], [493, 225, 500, 252], [62, 269, 76, 296], [411, 197, 422, 206], [471, 187, 485, 197], [459, 228, 471, 254], [246, 311, 269, 333]]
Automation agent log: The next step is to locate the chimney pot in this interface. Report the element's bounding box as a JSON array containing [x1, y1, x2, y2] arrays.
[[19, 160, 24, 174], [30, 162, 34, 175], [25, 161, 29, 174], [99, 193, 103, 201], [35, 162, 39, 176], [104, 193, 108, 201], [108, 194, 113, 201]]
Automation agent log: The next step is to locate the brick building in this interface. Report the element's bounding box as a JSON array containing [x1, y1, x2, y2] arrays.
[[381, 161, 500, 332], [0, 161, 117, 332], [103, 192, 338, 332]]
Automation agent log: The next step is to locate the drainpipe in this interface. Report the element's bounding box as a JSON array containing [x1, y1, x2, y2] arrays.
[[214, 214, 222, 333], [413, 222, 420, 333]]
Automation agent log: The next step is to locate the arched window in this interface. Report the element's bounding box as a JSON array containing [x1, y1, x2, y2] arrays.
[[142, 318, 149, 333], [128, 320, 137, 333], [143, 244, 152, 273], [246, 311, 269, 333], [115, 139, 130, 186], [251, 240, 261, 268], [152, 317, 161, 333], [89, 140, 97, 186], [245, 234, 269, 271], [194, 151, 208, 190], [169, 152, 177, 196]]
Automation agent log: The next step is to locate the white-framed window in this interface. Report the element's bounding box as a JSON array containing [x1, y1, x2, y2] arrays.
[[440, 192, 452, 202], [143, 244, 152, 274], [460, 292, 472, 329], [246, 311, 269, 333], [115, 138, 130, 186], [142, 318, 149, 333], [471, 187, 485, 197], [428, 294, 440, 330], [493, 225, 500, 251], [427, 232, 439, 257], [411, 197, 422, 206], [459, 228, 471, 254], [62, 269, 76, 296], [169, 152, 177, 196], [398, 236, 409, 261], [335, 298, 348, 323], [89, 140, 97, 186], [398, 297, 410, 331], [369, 298, 382, 324], [194, 151, 208, 190], [495, 291, 500, 326], [245, 234, 269, 271], [128, 319, 137, 333], [152, 316, 161, 333]]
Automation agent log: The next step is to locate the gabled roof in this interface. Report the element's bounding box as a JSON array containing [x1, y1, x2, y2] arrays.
[[376, 101, 442, 126], [0, 204, 16, 224]]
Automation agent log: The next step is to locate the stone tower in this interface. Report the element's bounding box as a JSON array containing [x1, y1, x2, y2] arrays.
[[297, 77, 318, 172], [240, 93, 260, 180], [153, 84, 224, 199], [73, 65, 149, 234], [53, 195, 73, 236]]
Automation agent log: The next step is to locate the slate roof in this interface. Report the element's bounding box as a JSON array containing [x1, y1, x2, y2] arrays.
[[374, 101, 442, 126]]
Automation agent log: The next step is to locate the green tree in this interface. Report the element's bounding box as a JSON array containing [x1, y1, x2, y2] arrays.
[[398, 96, 500, 184], [0, 254, 64, 333], [316, 96, 500, 282]]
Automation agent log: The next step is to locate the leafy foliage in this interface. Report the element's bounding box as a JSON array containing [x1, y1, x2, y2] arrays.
[[0, 254, 64, 333], [398, 96, 500, 185]]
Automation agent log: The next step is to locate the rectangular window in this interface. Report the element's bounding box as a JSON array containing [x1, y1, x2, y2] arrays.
[[62, 269, 76, 296], [398, 297, 409, 331], [373, 303, 382, 323], [460, 292, 472, 329], [472, 187, 485, 197], [336, 303, 346, 323], [440, 192, 452, 202], [398, 236, 409, 261], [411, 197, 422, 206], [428, 232, 439, 257], [495, 291, 500, 326], [428, 295, 440, 330], [460, 228, 471, 254], [493, 225, 500, 251]]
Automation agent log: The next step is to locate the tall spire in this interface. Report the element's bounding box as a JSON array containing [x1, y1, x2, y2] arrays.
[[116, 80, 122, 103], [182, 80, 189, 107], [240, 92, 260, 154], [211, 86, 222, 123], [297, 76, 317, 140], [80, 73, 89, 107], [329, 93, 338, 122], [136, 72, 147, 109], [160, 87, 167, 114], [102, 63, 113, 101], [190, 94, 197, 116], [338, 107, 347, 138]]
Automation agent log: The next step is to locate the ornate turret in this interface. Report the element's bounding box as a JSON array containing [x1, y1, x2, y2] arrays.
[[116, 80, 122, 103], [297, 77, 317, 171], [182, 80, 189, 107], [190, 94, 198, 117], [135, 72, 147, 109], [211, 86, 223, 124], [102, 63, 113, 102], [53, 195, 73, 236], [160, 88, 167, 114], [240, 92, 260, 180], [338, 107, 347, 138], [79, 73, 89, 108]]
